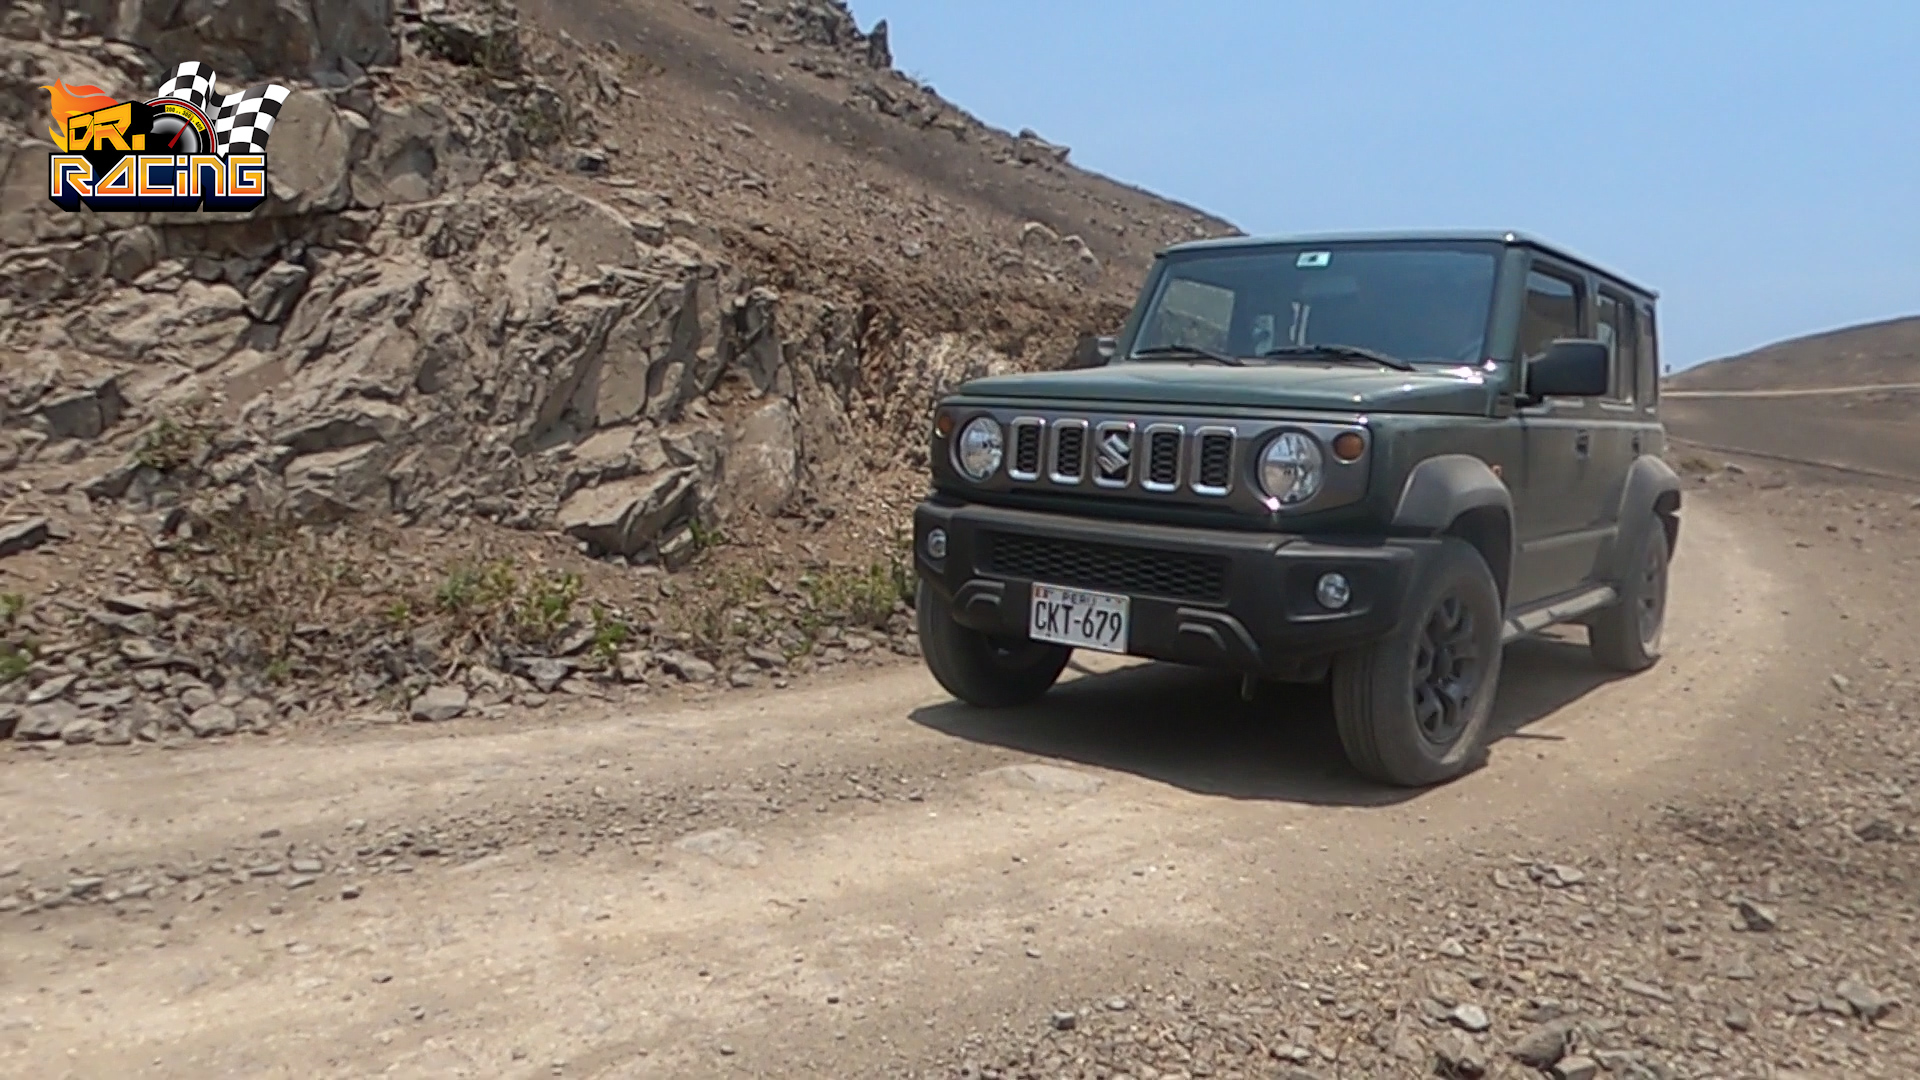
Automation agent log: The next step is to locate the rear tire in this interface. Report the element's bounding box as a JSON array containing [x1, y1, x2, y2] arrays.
[[1331, 538, 1505, 788], [916, 578, 1071, 708], [1589, 517, 1670, 672]]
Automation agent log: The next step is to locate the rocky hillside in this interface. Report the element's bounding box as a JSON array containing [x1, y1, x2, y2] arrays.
[[1668, 314, 1920, 391], [0, 0, 1238, 743]]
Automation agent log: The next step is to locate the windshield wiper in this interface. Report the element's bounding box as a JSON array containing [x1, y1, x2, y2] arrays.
[[1129, 344, 1247, 367], [1256, 343, 1417, 372]]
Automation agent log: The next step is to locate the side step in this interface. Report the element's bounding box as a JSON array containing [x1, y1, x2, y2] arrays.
[[1501, 585, 1618, 644]]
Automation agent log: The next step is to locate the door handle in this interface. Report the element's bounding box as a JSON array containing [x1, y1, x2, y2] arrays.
[[1575, 430, 1591, 457], [1631, 433, 1643, 455]]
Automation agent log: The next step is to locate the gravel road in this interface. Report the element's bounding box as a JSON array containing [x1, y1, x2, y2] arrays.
[[3, 478, 1916, 1080]]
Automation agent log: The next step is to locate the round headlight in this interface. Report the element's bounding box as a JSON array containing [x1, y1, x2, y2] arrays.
[[953, 416, 1004, 481], [1259, 431, 1325, 506]]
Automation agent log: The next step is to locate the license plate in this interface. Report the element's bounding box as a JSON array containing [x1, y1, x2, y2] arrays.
[[1029, 582, 1130, 654]]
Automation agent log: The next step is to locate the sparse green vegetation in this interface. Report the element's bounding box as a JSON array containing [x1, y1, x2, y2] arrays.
[[134, 416, 204, 473], [671, 528, 915, 660], [687, 518, 726, 555], [0, 646, 28, 684], [133, 497, 915, 693], [430, 558, 595, 656], [385, 599, 413, 628], [1, 593, 34, 683], [153, 507, 371, 673], [589, 604, 633, 662], [513, 102, 565, 147]]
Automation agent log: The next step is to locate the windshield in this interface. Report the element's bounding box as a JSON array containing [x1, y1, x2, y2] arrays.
[[1127, 242, 1500, 365]]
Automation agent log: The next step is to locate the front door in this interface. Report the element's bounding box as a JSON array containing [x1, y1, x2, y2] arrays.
[[1510, 263, 1611, 607]]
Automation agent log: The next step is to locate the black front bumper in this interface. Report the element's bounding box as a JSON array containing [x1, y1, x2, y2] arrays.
[[913, 498, 1443, 680]]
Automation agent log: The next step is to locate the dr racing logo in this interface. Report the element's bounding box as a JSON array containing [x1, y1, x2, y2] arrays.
[[41, 61, 291, 214]]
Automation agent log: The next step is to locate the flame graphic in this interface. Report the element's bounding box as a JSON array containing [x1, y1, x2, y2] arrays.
[[40, 81, 121, 150]]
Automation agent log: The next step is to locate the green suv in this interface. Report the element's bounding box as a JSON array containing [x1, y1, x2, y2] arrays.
[[912, 231, 1681, 787]]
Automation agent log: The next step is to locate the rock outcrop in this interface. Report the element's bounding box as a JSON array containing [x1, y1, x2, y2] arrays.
[[0, 0, 1236, 740], [0, 0, 1035, 565]]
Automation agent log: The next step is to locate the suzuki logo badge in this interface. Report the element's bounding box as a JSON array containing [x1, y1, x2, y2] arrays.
[[1095, 425, 1131, 483]]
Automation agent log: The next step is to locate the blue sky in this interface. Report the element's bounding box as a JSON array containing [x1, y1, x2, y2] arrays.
[[852, 1, 1920, 371]]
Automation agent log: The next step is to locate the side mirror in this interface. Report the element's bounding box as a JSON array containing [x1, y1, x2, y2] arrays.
[[1068, 334, 1117, 369], [1524, 339, 1611, 398]]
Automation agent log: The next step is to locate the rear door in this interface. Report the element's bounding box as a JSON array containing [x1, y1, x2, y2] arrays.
[[1583, 285, 1642, 576], [1510, 259, 1611, 606]]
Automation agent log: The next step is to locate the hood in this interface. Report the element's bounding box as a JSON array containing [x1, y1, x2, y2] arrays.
[[955, 361, 1501, 416]]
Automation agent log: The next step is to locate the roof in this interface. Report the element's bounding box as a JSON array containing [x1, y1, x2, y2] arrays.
[[1160, 229, 1659, 299]]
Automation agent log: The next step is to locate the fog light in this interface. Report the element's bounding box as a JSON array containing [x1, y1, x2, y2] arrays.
[[926, 528, 948, 560], [1315, 571, 1352, 610]]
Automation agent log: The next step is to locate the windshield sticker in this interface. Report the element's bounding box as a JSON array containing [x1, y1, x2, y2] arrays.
[[1296, 251, 1331, 268]]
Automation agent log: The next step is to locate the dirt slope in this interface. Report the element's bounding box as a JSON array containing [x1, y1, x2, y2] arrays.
[[0, 0, 1238, 742]]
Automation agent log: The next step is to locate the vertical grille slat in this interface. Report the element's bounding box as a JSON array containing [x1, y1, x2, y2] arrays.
[[1009, 418, 1044, 481], [1193, 429, 1235, 495], [1143, 425, 1182, 491], [1051, 421, 1087, 483]]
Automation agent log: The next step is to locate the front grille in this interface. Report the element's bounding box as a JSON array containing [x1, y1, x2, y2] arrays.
[[1052, 423, 1086, 482], [985, 532, 1230, 603], [1144, 426, 1182, 490], [1195, 431, 1234, 493]]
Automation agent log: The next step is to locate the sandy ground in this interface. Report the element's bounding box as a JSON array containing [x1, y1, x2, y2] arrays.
[[0, 489, 1854, 1079]]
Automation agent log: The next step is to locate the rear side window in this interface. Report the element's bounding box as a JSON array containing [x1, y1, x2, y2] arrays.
[[1597, 289, 1638, 402], [1639, 303, 1660, 407], [1518, 269, 1583, 360]]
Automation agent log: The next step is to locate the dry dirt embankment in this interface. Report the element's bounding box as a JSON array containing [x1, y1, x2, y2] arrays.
[[0, 0, 1235, 743]]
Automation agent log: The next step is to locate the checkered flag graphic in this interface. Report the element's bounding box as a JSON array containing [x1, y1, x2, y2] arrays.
[[150, 60, 292, 157], [152, 60, 218, 114], [212, 83, 292, 156]]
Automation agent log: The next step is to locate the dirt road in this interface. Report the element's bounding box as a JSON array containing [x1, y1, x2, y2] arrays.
[[1661, 382, 1920, 398], [1663, 388, 1920, 486], [2, 487, 1867, 1079]]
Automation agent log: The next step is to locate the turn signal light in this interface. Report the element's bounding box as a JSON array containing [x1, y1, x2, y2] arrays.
[[934, 410, 955, 437], [1331, 431, 1366, 462]]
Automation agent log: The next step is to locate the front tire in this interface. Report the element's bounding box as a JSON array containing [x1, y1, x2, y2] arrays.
[[916, 578, 1072, 708], [1588, 517, 1670, 672], [1331, 538, 1505, 788]]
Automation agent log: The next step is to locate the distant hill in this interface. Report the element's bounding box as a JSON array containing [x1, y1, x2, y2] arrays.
[[1667, 315, 1920, 391], [1661, 313, 1920, 482]]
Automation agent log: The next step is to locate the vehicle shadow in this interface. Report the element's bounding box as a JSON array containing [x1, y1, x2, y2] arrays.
[[908, 632, 1626, 808]]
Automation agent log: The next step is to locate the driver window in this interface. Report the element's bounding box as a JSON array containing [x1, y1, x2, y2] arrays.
[[1140, 277, 1234, 353], [1518, 268, 1583, 361]]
